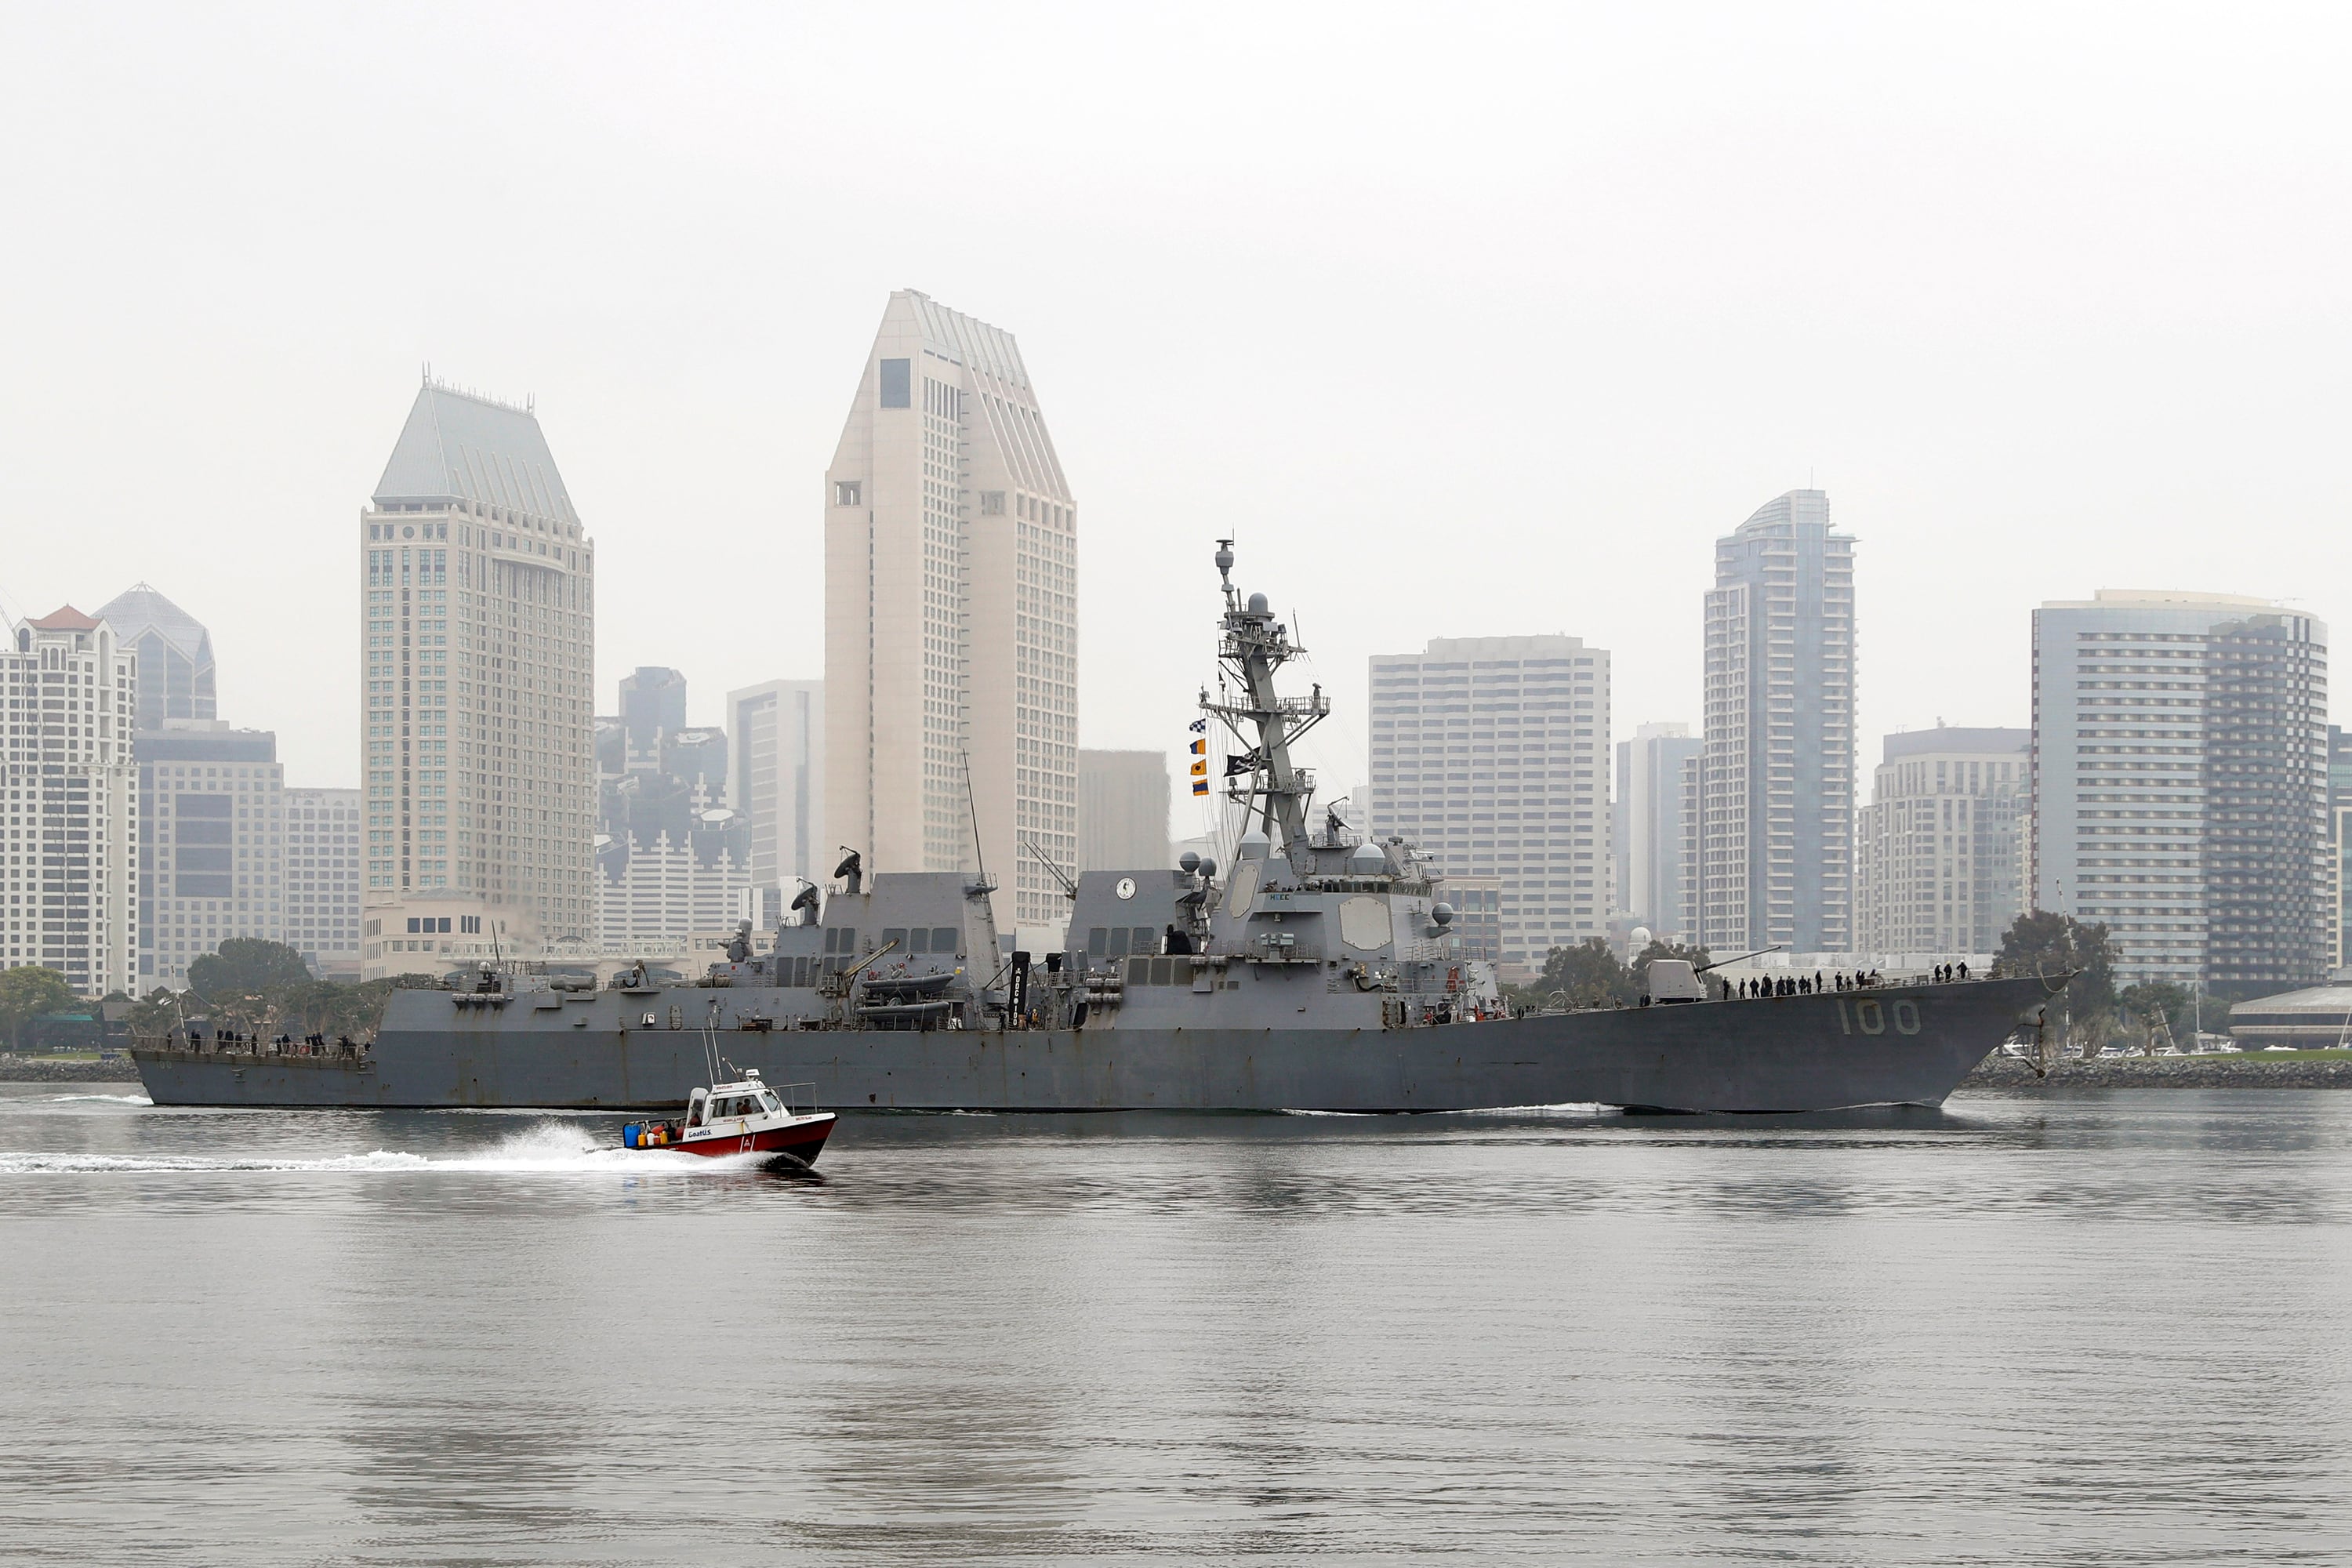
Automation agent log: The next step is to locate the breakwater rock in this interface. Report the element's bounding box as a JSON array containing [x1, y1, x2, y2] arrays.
[[1965, 1052, 2352, 1090], [0, 1054, 140, 1083]]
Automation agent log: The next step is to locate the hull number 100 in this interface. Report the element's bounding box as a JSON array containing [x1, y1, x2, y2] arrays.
[[1836, 997, 1921, 1036]]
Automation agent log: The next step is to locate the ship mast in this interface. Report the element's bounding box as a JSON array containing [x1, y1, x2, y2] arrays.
[[1200, 540, 1328, 857]]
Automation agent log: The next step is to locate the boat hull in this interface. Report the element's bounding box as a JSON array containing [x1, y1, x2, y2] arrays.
[[662, 1115, 835, 1166], [131, 977, 2051, 1114]]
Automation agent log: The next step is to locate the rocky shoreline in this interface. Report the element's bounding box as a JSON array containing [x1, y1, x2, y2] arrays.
[[0, 1054, 141, 1083], [1964, 1053, 2352, 1090]]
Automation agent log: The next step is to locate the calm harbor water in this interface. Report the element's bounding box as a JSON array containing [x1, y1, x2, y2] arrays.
[[2, 1084, 2348, 1566]]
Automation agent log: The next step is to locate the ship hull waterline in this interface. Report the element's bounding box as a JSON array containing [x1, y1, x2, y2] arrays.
[[131, 977, 2048, 1115]]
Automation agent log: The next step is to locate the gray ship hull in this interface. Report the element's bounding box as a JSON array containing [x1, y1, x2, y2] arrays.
[[131, 977, 2045, 1114]]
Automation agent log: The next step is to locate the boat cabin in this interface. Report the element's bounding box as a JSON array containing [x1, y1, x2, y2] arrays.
[[688, 1078, 787, 1128]]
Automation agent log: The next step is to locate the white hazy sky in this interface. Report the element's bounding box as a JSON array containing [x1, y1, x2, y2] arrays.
[[4, 2, 2348, 833]]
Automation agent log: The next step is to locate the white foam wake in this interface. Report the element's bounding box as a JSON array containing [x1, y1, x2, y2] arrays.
[[0, 1123, 777, 1176], [45, 1093, 154, 1105]]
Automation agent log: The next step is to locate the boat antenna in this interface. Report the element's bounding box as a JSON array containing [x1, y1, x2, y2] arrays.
[[1021, 837, 1078, 901]]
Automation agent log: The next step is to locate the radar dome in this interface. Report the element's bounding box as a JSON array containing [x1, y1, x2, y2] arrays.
[[1197, 857, 1218, 878], [1247, 592, 1270, 614], [1431, 902, 1454, 926], [1631, 926, 1653, 949], [1237, 829, 1272, 859], [1178, 851, 1201, 873]]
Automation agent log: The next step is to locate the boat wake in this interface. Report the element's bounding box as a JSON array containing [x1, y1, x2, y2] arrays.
[[0, 1123, 781, 1176], [43, 1093, 154, 1106]]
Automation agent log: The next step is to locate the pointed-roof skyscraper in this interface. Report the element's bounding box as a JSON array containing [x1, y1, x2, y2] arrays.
[[95, 583, 216, 731], [824, 291, 1078, 931], [359, 376, 597, 949]]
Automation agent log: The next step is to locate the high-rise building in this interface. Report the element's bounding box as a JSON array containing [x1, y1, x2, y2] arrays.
[[2, 608, 136, 995], [662, 728, 728, 799], [727, 679, 823, 889], [94, 584, 216, 731], [1854, 727, 2028, 958], [93, 582, 289, 985], [1078, 750, 1171, 875], [284, 786, 361, 975], [825, 290, 1077, 930], [619, 667, 687, 772], [2032, 590, 2329, 988], [2330, 727, 2352, 971], [597, 810, 752, 951], [134, 728, 282, 986], [362, 377, 597, 945], [1614, 722, 1702, 939], [1368, 635, 1611, 975], [1699, 489, 1856, 954]]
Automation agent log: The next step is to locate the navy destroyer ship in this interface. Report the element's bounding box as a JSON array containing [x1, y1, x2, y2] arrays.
[[133, 543, 2051, 1113]]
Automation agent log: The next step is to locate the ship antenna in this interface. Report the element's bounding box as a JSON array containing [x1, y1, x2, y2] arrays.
[[960, 748, 989, 891], [1022, 836, 1079, 901]]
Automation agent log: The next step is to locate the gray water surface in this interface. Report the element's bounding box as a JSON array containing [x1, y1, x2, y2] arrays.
[[2, 1085, 2347, 1566]]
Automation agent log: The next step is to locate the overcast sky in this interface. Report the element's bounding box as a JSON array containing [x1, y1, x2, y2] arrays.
[[4, 2, 2347, 837]]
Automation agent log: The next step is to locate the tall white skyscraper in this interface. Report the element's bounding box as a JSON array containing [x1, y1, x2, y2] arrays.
[[1700, 489, 1855, 954], [825, 291, 1077, 930], [362, 378, 597, 942], [1854, 728, 2028, 957], [2032, 590, 2328, 987], [1368, 634, 1611, 975], [2, 607, 136, 995], [1614, 721, 1702, 939], [727, 678, 824, 888]]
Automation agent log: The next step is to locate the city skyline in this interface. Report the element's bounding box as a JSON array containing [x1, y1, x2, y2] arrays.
[[9, 452, 2343, 993]]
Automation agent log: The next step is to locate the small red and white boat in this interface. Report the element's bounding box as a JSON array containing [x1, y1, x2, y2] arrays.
[[623, 1070, 836, 1167]]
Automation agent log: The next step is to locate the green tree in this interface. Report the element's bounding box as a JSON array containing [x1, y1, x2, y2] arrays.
[[124, 987, 186, 1039], [2117, 979, 2195, 1053], [1997, 910, 2118, 1051], [187, 938, 314, 1003], [1538, 937, 1636, 1007], [0, 964, 79, 1051]]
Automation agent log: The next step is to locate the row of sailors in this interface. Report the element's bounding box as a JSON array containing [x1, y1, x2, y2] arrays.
[[1727, 962, 1969, 1000]]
